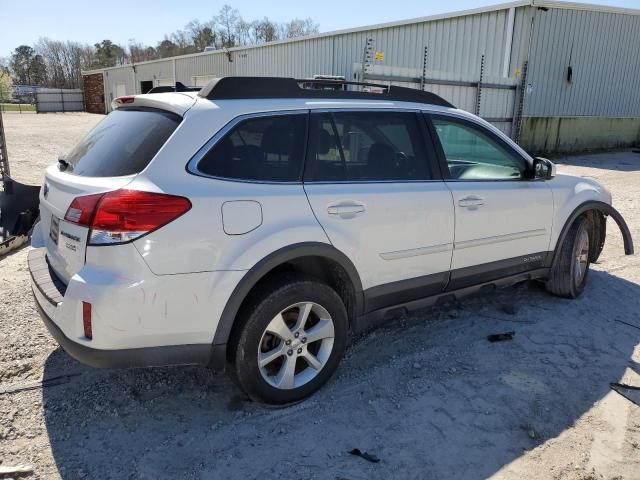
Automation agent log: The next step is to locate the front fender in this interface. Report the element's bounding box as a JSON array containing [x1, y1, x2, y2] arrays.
[[551, 201, 634, 268]]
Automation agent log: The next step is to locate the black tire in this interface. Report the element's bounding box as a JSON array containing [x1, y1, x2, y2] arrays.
[[546, 215, 593, 298], [229, 277, 348, 404]]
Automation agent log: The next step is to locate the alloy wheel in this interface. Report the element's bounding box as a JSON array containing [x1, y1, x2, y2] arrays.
[[257, 302, 335, 390]]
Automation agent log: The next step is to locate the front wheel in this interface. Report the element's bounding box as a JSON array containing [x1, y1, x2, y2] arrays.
[[546, 215, 592, 298], [230, 278, 348, 404]]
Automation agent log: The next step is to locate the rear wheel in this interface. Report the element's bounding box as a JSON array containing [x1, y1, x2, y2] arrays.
[[546, 215, 592, 298], [230, 278, 348, 404]]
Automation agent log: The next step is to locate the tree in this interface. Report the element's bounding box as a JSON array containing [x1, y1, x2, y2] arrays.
[[93, 40, 127, 68], [10, 45, 36, 84], [4, 7, 322, 85], [156, 38, 180, 58], [30, 54, 47, 85], [35, 38, 94, 88], [128, 41, 158, 63], [187, 20, 216, 51], [251, 17, 280, 44], [0, 68, 11, 101], [282, 18, 319, 38], [214, 5, 241, 48]]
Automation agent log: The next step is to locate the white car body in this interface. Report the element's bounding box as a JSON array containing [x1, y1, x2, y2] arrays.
[[28, 78, 633, 373]]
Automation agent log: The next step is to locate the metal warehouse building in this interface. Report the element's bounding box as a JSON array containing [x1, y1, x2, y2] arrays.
[[82, 0, 640, 154]]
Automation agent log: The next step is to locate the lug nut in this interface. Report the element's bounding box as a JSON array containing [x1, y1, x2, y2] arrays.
[[301, 337, 307, 344], [297, 348, 302, 354], [285, 339, 292, 345], [294, 332, 300, 338], [287, 350, 293, 356]]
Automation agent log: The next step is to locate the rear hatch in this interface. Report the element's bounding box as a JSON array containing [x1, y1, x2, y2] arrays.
[[40, 107, 182, 284]]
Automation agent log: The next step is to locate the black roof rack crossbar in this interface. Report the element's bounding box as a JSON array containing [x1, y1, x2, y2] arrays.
[[197, 77, 454, 108], [147, 82, 202, 94]]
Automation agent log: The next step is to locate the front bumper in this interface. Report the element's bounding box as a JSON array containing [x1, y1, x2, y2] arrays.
[[28, 248, 213, 369]]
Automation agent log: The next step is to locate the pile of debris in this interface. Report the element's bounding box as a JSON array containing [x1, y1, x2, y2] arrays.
[[0, 111, 40, 258]]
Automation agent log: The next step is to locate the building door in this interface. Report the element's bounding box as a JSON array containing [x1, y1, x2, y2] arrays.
[[114, 82, 126, 98]]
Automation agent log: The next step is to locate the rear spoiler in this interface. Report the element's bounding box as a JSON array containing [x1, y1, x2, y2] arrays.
[[111, 90, 198, 116]]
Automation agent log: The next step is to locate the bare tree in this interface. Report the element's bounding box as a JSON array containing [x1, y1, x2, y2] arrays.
[[128, 41, 158, 63], [35, 38, 96, 88], [214, 5, 241, 48], [6, 5, 321, 85], [251, 17, 281, 44], [186, 20, 216, 51], [282, 18, 319, 38]]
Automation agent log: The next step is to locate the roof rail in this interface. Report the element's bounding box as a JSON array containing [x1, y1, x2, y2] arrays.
[[147, 82, 201, 94], [197, 76, 455, 108]]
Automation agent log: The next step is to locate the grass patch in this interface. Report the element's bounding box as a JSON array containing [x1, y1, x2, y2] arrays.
[[0, 103, 36, 112]]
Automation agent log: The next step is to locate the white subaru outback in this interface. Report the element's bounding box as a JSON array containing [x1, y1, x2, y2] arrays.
[[29, 77, 634, 404]]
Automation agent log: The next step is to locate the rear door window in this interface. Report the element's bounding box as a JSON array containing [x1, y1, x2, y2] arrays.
[[305, 111, 432, 182], [196, 113, 307, 182], [65, 109, 181, 177]]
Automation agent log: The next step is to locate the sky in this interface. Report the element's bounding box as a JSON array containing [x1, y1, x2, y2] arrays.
[[1, 0, 639, 58]]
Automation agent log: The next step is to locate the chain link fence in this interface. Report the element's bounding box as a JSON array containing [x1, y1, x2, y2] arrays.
[[0, 87, 36, 113]]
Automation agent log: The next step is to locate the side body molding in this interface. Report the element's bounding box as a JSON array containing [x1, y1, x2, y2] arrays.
[[552, 201, 634, 267], [210, 242, 364, 369]]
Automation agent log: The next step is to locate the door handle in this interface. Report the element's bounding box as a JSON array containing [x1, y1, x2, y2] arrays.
[[327, 202, 366, 217], [458, 195, 485, 208]]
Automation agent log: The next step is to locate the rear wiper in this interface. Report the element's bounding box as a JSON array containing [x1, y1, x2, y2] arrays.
[[58, 156, 70, 171]]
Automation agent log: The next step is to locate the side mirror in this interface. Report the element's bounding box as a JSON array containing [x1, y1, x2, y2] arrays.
[[533, 157, 556, 180]]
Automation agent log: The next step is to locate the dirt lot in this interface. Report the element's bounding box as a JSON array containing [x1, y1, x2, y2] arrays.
[[1, 112, 639, 480]]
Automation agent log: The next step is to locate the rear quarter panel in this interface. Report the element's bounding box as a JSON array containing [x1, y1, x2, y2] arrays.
[[130, 176, 329, 275]]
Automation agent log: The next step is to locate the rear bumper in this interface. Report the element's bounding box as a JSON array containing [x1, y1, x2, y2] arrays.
[[28, 247, 222, 369], [34, 293, 211, 368]]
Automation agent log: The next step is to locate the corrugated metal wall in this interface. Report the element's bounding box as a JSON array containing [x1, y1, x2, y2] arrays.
[[102, 6, 525, 129], [135, 61, 174, 89], [97, 3, 640, 125], [524, 7, 640, 117], [103, 68, 134, 106]]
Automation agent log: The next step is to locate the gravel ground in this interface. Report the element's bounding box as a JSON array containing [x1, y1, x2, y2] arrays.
[[1, 112, 639, 480]]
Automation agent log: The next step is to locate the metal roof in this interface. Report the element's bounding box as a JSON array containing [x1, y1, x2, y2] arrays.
[[83, 1, 640, 75]]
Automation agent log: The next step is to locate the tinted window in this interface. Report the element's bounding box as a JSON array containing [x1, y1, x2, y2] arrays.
[[66, 109, 180, 177], [197, 114, 307, 182], [306, 111, 431, 182], [432, 118, 526, 180]]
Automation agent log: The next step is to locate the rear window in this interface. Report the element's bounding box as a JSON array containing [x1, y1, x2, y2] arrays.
[[64, 109, 181, 177]]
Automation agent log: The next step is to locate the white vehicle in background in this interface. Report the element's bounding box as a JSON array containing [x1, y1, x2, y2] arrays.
[[28, 77, 634, 404]]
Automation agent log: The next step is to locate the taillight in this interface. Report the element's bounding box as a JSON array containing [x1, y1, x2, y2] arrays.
[[64, 190, 191, 245], [65, 193, 103, 225], [115, 96, 135, 104]]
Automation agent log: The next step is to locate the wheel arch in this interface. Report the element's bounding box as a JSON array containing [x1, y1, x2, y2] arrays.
[[209, 242, 364, 369], [551, 200, 634, 268]]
